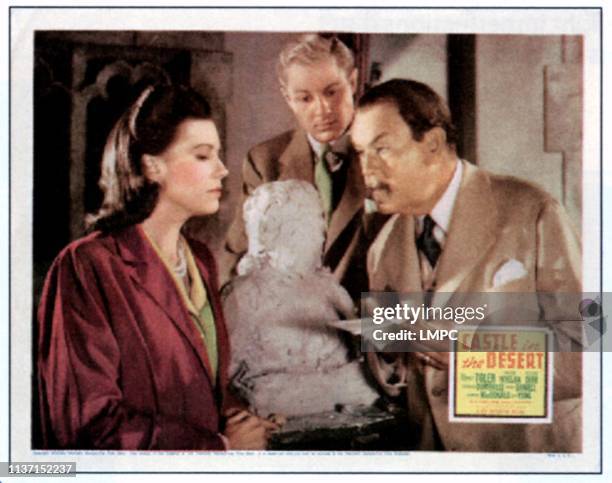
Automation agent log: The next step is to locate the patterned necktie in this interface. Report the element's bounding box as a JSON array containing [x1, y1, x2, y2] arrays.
[[416, 214, 442, 268], [315, 144, 333, 222]]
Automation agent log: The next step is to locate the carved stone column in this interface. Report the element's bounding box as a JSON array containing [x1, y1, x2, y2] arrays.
[[544, 36, 583, 229]]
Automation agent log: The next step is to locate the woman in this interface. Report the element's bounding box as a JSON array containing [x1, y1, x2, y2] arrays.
[[37, 84, 276, 450]]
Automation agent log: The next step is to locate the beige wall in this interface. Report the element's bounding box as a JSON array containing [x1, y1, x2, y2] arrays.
[[476, 35, 582, 228], [369, 34, 448, 100], [206, 32, 298, 248], [224, 32, 297, 182]]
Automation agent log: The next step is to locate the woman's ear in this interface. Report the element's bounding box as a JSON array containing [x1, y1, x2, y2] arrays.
[[142, 154, 164, 183]]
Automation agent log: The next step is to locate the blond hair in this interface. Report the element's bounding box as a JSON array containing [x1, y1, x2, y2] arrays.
[[277, 34, 355, 86]]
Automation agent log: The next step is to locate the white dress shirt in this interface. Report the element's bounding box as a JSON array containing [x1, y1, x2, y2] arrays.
[[415, 159, 463, 289]]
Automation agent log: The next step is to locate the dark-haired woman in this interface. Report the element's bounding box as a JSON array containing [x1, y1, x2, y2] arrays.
[[37, 85, 276, 450]]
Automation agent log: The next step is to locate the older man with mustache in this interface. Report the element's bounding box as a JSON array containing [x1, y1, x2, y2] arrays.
[[351, 78, 582, 453]]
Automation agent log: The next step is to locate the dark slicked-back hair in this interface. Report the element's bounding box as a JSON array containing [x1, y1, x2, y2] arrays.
[[358, 79, 457, 147]]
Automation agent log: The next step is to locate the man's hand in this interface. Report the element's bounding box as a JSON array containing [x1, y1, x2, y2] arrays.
[[413, 351, 449, 370], [223, 409, 280, 450], [266, 413, 287, 427]]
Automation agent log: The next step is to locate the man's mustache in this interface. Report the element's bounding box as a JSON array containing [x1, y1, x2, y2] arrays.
[[365, 182, 391, 199]]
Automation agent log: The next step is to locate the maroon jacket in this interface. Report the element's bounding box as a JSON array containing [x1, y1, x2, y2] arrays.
[[37, 225, 232, 449]]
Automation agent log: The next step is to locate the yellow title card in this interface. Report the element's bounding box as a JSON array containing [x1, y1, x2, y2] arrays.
[[449, 327, 553, 423]]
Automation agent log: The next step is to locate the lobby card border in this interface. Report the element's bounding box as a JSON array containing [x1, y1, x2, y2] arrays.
[[7, 5, 604, 475]]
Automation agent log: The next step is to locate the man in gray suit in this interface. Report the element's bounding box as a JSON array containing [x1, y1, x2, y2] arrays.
[[220, 34, 371, 299], [351, 79, 582, 452]]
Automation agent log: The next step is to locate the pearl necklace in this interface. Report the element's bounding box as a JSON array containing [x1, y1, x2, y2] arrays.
[[174, 240, 187, 279]]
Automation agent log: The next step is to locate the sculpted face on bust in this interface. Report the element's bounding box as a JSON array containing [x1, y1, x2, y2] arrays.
[[241, 180, 326, 274]]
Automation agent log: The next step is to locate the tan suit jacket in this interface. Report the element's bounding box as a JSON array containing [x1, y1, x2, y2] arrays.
[[220, 129, 370, 298], [367, 161, 582, 452]]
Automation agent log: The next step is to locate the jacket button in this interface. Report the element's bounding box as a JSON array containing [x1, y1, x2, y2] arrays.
[[432, 387, 446, 397]]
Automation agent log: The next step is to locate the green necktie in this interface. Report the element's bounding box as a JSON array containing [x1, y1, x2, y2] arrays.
[[315, 145, 333, 222]]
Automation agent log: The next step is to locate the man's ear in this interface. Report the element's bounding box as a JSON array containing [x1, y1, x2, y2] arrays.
[[424, 127, 447, 155], [280, 84, 291, 106], [348, 68, 358, 94], [142, 154, 164, 183]]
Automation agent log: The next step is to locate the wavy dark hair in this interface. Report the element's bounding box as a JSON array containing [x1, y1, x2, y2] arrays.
[[86, 84, 213, 232], [358, 78, 457, 148]]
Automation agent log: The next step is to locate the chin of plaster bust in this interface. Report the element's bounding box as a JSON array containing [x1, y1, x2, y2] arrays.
[[224, 180, 379, 417]]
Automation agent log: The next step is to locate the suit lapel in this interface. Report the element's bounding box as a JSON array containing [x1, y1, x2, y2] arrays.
[[373, 214, 422, 293], [114, 226, 215, 383], [278, 129, 314, 183], [325, 157, 365, 253], [433, 162, 497, 300], [393, 214, 423, 293], [191, 245, 231, 398]]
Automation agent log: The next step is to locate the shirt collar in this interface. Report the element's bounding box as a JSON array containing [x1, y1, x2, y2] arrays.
[[417, 159, 463, 235], [307, 133, 326, 158], [306, 132, 350, 159]]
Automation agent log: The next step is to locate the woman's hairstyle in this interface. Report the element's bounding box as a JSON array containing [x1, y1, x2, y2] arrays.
[[86, 84, 213, 232]]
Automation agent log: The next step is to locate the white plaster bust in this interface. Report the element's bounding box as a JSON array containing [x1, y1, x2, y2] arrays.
[[223, 180, 378, 416], [238, 180, 326, 276]]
